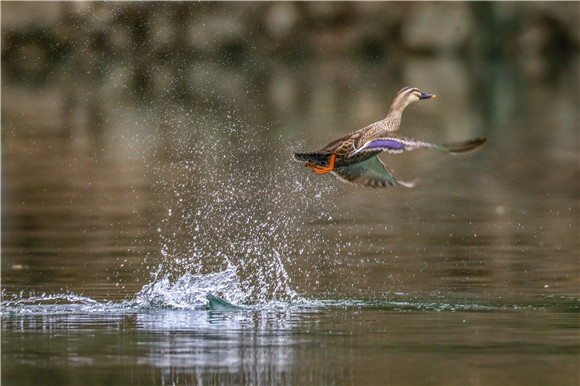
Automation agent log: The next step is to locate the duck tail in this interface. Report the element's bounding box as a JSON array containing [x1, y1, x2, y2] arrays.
[[430, 137, 487, 155], [293, 152, 333, 165]]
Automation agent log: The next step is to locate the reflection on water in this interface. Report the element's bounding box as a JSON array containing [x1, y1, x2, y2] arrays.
[[2, 2, 579, 385], [2, 298, 579, 385]]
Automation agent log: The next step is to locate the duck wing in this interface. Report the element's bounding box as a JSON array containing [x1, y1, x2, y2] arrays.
[[352, 135, 486, 156], [332, 156, 415, 188]]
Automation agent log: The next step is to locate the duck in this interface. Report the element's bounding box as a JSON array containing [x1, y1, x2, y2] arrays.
[[294, 86, 486, 188]]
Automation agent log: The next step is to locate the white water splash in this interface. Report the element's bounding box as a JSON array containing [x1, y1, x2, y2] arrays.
[[133, 109, 336, 308], [134, 264, 244, 309]]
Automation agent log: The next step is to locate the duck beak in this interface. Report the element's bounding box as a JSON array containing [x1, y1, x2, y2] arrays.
[[419, 93, 436, 100]]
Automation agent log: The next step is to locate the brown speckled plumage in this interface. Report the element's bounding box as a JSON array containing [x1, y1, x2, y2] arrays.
[[294, 87, 486, 188]]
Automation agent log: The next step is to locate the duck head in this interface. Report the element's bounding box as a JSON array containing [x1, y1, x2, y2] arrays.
[[388, 86, 436, 115]]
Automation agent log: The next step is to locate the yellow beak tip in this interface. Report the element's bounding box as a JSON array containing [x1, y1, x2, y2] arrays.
[[432, 95, 437, 99]]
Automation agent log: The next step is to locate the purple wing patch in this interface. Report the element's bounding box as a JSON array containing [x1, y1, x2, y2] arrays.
[[365, 139, 406, 150]]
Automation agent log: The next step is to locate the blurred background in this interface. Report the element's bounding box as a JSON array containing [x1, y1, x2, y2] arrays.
[[2, 3, 579, 385], [2, 1, 579, 299], [2, 2, 578, 139]]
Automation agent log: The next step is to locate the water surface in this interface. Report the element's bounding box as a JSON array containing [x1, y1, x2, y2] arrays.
[[2, 3, 579, 385]]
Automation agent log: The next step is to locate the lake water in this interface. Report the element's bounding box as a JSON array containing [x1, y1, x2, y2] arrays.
[[2, 24, 579, 386]]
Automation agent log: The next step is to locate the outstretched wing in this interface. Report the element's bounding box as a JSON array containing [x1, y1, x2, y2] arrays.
[[352, 135, 431, 155], [332, 156, 415, 188], [352, 135, 486, 156]]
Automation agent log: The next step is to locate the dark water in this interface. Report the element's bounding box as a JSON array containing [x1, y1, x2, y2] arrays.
[[2, 300, 578, 385], [2, 6, 580, 385]]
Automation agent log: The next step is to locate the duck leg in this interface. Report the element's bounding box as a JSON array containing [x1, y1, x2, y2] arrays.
[[305, 154, 336, 174]]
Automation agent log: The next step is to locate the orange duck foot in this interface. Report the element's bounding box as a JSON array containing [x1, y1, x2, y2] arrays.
[[305, 154, 336, 174]]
